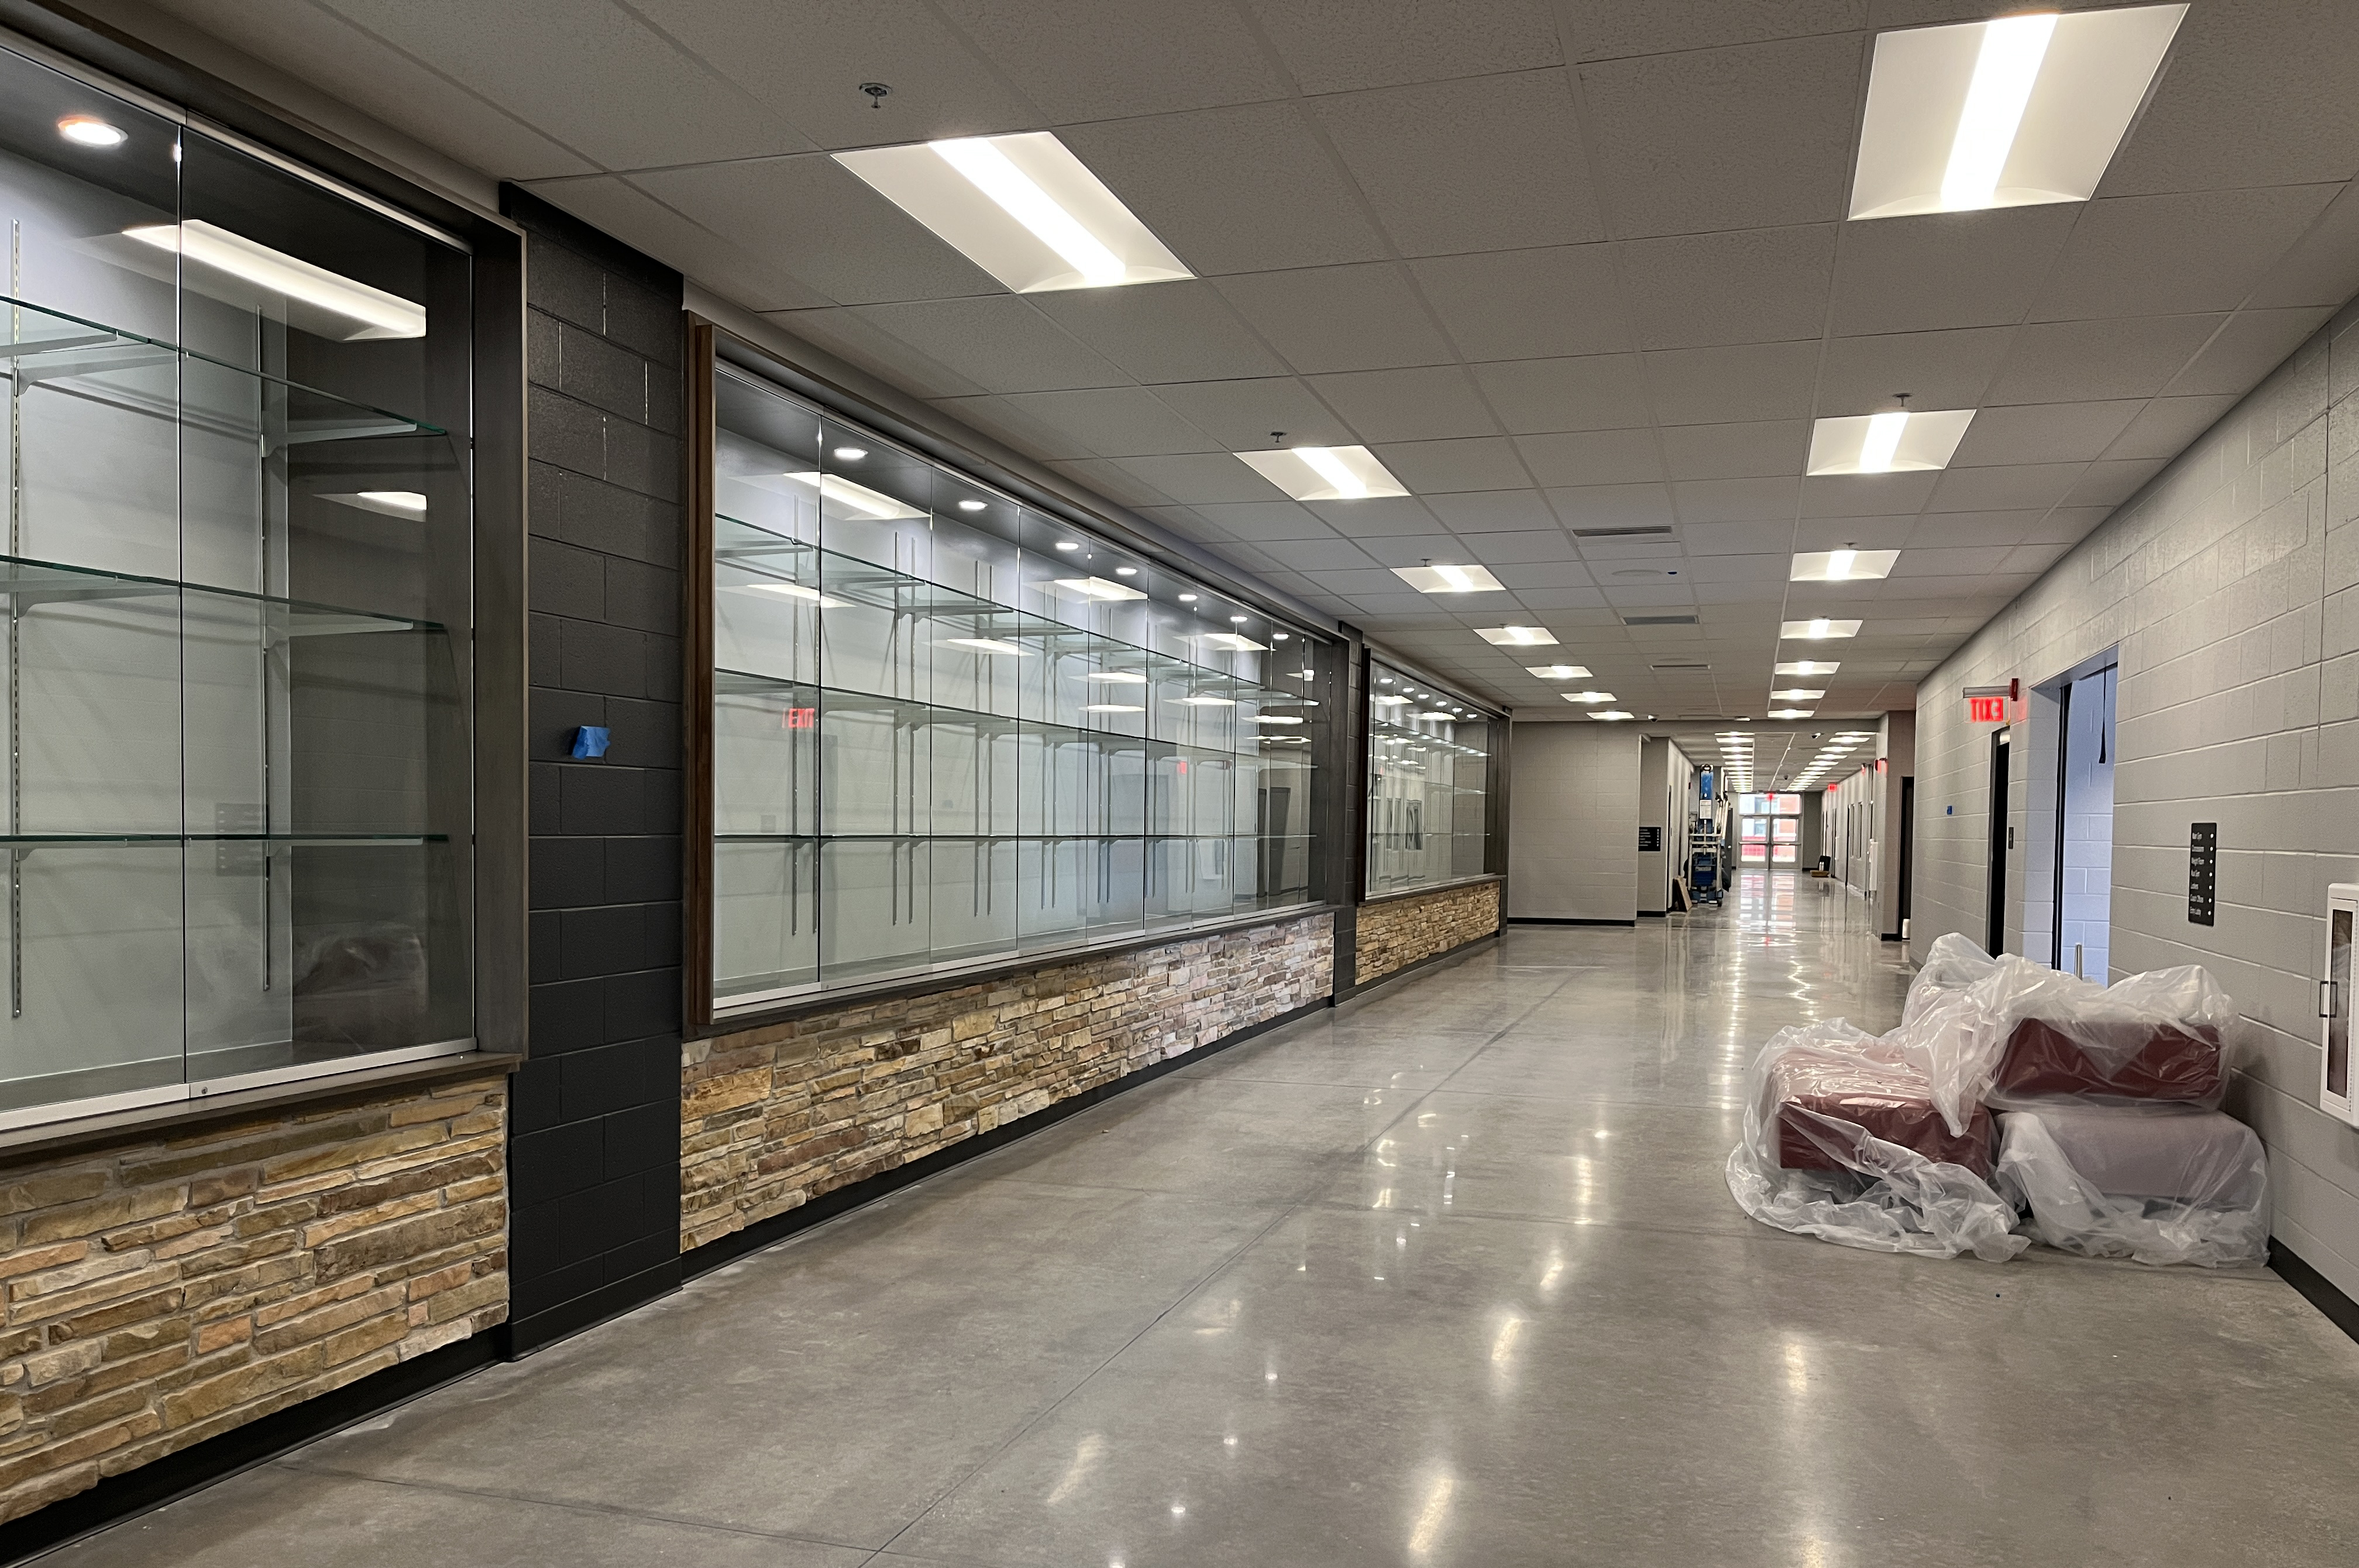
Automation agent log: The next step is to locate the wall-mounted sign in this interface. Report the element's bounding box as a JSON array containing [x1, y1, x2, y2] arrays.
[[2189, 822, 2217, 926], [1639, 826, 1663, 852], [1965, 679, 2019, 724], [783, 707, 817, 730]]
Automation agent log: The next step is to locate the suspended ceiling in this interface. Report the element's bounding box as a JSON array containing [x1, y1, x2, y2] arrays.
[[110, 0, 2359, 719]]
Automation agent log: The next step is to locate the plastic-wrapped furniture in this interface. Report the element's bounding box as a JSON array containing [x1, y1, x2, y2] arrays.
[[1726, 1015, 2026, 1262], [1995, 1104, 2268, 1267]]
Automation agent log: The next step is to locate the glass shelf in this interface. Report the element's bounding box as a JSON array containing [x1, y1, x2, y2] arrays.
[[1, 293, 445, 442], [0, 553, 445, 635]]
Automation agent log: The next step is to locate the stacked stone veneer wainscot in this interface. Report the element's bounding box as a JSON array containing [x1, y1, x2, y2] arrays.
[[0, 1076, 507, 1523], [1354, 882, 1502, 986], [681, 914, 1333, 1250]]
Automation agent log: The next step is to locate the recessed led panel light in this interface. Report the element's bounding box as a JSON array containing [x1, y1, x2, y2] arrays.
[[1781, 619, 1861, 640], [1769, 689, 1825, 701], [832, 446, 868, 461], [1560, 692, 1617, 704], [945, 638, 1030, 656], [57, 116, 126, 148], [1236, 445, 1410, 502], [957, 499, 988, 511], [1371, 694, 1413, 706], [1048, 576, 1148, 603], [835, 132, 1192, 293], [1767, 708, 1815, 719], [1476, 626, 1557, 647], [1849, 6, 2186, 219], [1791, 549, 1900, 582], [1392, 563, 1505, 594], [773, 472, 928, 521], [1776, 661, 1839, 676], [1591, 711, 1634, 721], [1526, 665, 1591, 680], [1806, 411, 1975, 475], [124, 220, 427, 339]]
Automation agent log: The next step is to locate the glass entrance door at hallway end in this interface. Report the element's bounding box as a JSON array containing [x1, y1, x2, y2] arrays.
[[2051, 663, 2117, 982], [1986, 727, 2010, 954]]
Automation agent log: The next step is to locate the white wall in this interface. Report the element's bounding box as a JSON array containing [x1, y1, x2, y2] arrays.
[[1914, 304, 2359, 1300], [1636, 737, 1670, 915], [1507, 724, 1640, 922]]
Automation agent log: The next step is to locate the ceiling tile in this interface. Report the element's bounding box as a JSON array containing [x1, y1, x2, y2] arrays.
[[1410, 247, 1635, 362], [1895, 511, 2038, 548], [1306, 497, 1446, 535], [850, 296, 1133, 394], [1212, 265, 1456, 373], [1246, 0, 1563, 94], [1428, 491, 1563, 533], [1310, 367, 1501, 442], [1253, 537, 1384, 571], [326, 0, 811, 168], [1514, 429, 1663, 487], [765, 305, 989, 398], [1828, 205, 2079, 336], [1797, 472, 1940, 517], [1057, 459, 1177, 508], [1545, 483, 1677, 530], [1314, 70, 1604, 255], [1948, 401, 2145, 468], [1111, 455, 1291, 506], [2030, 187, 2341, 322], [1983, 317, 2226, 404], [1924, 463, 2087, 514], [534, 175, 833, 312], [933, 0, 1288, 119], [1472, 355, 1653, 434], [1025, 285, 1291, 384], [1673, 476, 1801, 524], [992, 387, 1220, 458], [1619, 225, 1838, 350], [626, 155, 998, 306], [1795, 514, 1913, 549], [1645, 341, 1819, 424], [1564, 0, 1867, 61], [1578, 34, 1865, 239], [929, 395, 1095, 460], [1351, 532, 1481, 568], [1466, 529, 1586, 566], [1373, 438, 1533, 493], [1063, 104, 1387, 276], [2247, 181, 2359, 310], [2103, 395, 2241, 461], [1813, 328, 2015, 415], [1658, 420, 1811, 479], [1182, 500, 1340, 540], [2163, 307, 2337, 396], [1147, 377, 1352, 448], [2066, 459, 2167, 508]]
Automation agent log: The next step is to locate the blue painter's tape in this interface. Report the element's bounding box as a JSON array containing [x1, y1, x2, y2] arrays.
[[572, 725, 611, 759]]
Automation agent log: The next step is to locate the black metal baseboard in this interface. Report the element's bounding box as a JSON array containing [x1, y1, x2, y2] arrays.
[[496, 1257, 685, 1360], [2271, 1238, 2359, 1347], [681, 997, 1330, 1280], [1507, 916, 1638, 927], [0, 1333, 498, 1566]]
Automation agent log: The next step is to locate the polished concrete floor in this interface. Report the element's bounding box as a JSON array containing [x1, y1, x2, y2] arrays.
[[51, 874, 2359, 1566]]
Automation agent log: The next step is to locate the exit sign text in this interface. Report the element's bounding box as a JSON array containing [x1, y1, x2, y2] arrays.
[[1967, 694, 2006, 723]]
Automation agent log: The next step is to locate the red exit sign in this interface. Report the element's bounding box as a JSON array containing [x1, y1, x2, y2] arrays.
[[783, 707, 817, 730], [1967, 694, 2006, 723]]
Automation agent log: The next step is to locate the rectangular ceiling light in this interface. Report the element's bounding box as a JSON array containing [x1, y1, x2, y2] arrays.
[[1766, 707, 1815, 719], [1526, 664, 1592, 680], [1806, 411, 1974, 475], [1791, 549, 1899, 582], [1475, 625, 1557, 647], [1769, 688, 1825, 700], [772, 472, 929, 521], [1776, 660, 1839, 676], [1392, 563, 1504, 594], [1848, 6, 2186, 219], [124, 220, 427, 339], [1194, 631, 1268, 652], [1236, 445, 1409, 501], [1782, 618, 1862, 639], [834, 132, 1192, 293], [1047, 576, 1148, 603], [1560, 691, 1617, 704]]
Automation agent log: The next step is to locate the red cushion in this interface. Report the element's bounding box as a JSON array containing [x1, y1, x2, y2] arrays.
[[1772, 1057, 1996, 1180], [1994, 1017, 2223, 1102]]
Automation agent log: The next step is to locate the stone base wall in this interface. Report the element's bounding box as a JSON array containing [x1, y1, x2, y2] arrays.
[[0, 1075, 508, 1524], [681, 914, 1334, 1251], [1354, 882, 1501, 986]]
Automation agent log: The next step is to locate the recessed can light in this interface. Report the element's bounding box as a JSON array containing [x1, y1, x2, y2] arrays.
[[957, 499, 987, 512], [57, 116, 126, 148], [1054, 541, 1082, 551], [831, 446, 867, 460], [1178, 593, 1198, 603], [1115, 566, 1138, 576]]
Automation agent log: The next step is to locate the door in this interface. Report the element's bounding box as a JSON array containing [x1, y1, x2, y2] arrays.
[[1985, 728, 2010, 954], [1896, 775, 1914, 937], [2326, 886, 2357, 1127]]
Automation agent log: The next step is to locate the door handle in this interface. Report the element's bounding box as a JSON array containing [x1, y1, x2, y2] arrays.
[[2324, 978, 2341, 1020]]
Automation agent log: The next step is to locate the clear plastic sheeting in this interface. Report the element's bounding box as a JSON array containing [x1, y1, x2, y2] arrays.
[[1726, 1019, 2028, 1262], [1995, 1105, 2269, 1267]]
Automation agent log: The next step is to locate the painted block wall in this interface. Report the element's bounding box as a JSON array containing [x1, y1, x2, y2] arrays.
[[1505, 724, 1639, 922], [1913, 304, 2359, 1299]]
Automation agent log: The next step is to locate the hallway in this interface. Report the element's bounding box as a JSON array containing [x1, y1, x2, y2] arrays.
[[57, 876, 2359, 1567]]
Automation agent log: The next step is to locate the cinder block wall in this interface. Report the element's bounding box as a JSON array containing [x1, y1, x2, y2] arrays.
[[1354, 882, 1501, 986], [1915, 301, 2359, 1298], [0, 1077, 507, 1524], [1506, 724, 1641, 921], [681, 915, 1333, 1252]]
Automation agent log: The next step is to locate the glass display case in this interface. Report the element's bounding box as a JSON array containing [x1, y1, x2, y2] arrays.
[[0, 47, 476, 1125], [1364, 661, 1497, 896], [695, 345, 1334, 1017]]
